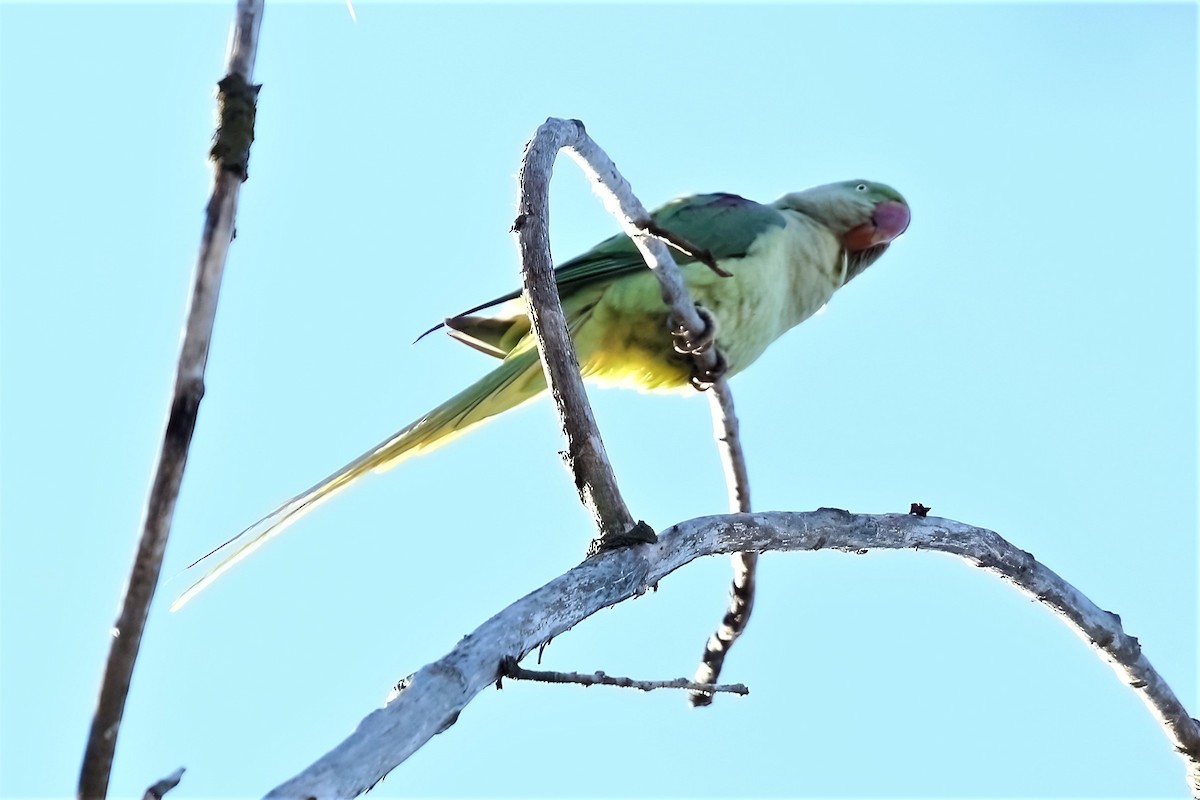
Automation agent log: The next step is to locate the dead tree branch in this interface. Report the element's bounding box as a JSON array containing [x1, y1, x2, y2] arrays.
[[142, 767, 185, 800], [498, 656, 749, 696], [511, 118, 751, 561], [516, 121, 758, 684], [511, 119, 649, 550], [512, 114, 761, 714], [559, 121, 758, 700], [689, 383, 756, 705], [77, 2, 264, 797], [512, 118, 755, 555], [266, 510, 1200, 798]]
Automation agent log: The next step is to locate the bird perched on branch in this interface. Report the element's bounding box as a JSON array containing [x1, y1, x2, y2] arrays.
[[173, 179, 910, 610]]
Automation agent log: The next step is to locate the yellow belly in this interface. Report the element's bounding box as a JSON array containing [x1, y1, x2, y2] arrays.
[[579, 305, 692, 392]]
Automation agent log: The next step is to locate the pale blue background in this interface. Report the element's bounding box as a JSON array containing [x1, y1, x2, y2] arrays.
[[1, 3, 1195, 798]]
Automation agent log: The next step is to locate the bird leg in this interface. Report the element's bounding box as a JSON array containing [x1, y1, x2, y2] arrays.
[[636, 219, 733, 278], [669, 304, 728, 391]]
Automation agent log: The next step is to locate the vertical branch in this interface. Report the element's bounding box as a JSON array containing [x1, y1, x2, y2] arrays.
[[512, 119, 650, 550], [77, 2, 264, 797], [709, 387, 751, 515], [689, 386, 757, 706]]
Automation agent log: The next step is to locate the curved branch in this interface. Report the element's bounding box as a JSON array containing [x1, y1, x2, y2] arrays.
[[266, 510, 1200, 797], [77, 2, 264, 797], [560, 123, 757, 695], [512, 118, 752, 557], [512, 119, 640, 544]]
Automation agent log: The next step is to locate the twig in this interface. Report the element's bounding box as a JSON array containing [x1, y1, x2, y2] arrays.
[[266, 510, 1200, 798], [498, 656, 749, 696], [512, 119, 649, 550], [142, 767, 185, 800], [690, 384, 756, 706], [638, 220, 730, 277], [709, 385, 752, 515], [77, 2, 264, 798]]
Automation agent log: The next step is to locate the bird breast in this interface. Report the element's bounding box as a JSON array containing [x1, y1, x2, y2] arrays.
[[693, 212, 843, 376]]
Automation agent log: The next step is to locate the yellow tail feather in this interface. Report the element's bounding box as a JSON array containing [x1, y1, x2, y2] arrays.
[[171, 348, 545, 611]]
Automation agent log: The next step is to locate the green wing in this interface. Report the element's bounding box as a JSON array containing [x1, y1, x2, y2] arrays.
[[427, 193, 786, 357], [546, 192, 786, 291]]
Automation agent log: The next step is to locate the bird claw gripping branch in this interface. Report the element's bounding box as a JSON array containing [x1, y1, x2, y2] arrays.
[[687, 350, 728, 392], [670, 304, 727, 391]]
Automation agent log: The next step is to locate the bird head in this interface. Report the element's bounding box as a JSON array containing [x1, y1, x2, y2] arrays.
[[775, 180, 910, 282]]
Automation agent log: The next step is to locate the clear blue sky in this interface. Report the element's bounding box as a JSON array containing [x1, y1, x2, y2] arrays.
[[1, 3, 1196, 798]]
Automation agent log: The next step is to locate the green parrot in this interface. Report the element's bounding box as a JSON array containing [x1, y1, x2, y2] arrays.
[[173, 179, 910, 610]]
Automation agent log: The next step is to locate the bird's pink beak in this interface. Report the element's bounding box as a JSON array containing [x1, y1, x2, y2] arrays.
[[842, 200, 911, 251]]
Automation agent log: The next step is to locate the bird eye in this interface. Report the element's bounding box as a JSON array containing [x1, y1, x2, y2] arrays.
[[855, 183, 868, 192]]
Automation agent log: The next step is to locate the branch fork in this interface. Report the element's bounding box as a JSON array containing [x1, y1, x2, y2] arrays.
[[267, 511, 1200, 796], [512, 117, 757, 709]]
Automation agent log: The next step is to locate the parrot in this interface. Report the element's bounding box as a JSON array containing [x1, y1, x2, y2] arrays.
[[172, 179, 910, 610]]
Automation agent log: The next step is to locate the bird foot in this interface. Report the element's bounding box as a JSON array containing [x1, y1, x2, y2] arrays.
[[688, 349, 728, 392], [670, 304, 719, 356], [669, 305, 728, 391]]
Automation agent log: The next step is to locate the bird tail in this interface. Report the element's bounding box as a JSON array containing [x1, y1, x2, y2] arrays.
[[171, 347, 547, 611]]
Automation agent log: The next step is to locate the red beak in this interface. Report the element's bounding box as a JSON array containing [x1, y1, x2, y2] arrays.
[[842, 200, 911, 251]]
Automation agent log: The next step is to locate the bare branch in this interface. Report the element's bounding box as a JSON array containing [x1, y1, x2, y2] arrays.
[[525, 118, 748, 563], [689, 381, 757, 706], [142, 767, 185, 800], [709, 386, 752, 515], [77, 2, 264, 798], [515, 123, 759, 649], [512, 119, 647, 549], [498, 657, 749, 696], [266, 510, 1200, 798], [558, 121, 760, 699]]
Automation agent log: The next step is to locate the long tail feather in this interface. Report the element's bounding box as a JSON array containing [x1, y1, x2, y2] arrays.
[[171, 348, 546, 611]]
